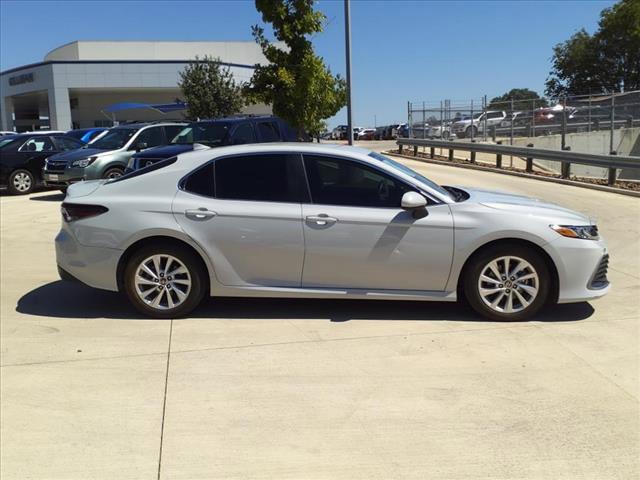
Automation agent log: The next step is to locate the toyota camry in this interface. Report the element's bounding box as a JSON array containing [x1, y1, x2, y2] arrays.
[[55, 144, 609, 321]]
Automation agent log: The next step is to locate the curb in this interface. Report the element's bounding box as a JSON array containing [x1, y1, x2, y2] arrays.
[[385, 151, 640, 199]]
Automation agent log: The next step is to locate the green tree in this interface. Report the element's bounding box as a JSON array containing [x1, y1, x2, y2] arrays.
[[178, 56, 245, 120], [244, 0, 346, 139], [488, 88, 548, 111], [545, 0, 640, 98]]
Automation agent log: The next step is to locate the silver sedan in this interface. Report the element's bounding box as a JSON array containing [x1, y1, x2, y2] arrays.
[[55, 144, 609, 320]]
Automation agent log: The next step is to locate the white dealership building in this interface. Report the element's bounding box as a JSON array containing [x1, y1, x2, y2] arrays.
[[0, 41, 271, 132]]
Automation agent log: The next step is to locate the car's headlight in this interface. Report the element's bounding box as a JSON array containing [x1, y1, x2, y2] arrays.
[[550, 224, 600, 240], [72, 156, 97, 168]]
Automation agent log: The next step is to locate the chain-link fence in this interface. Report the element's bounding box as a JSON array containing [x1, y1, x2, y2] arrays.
[[407, 90, 640, 155]]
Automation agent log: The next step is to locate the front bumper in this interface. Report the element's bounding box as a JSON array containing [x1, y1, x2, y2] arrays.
[[543, 236, 611, 303], [43, 165, 87, 187], [55, 227, 121, 292]]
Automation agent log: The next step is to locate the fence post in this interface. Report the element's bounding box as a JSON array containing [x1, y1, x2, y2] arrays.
[[399, 143, 403, 154], [448, 148, 454, 162], [531, 99, 536, 137], [561, 96, 567, 150], [470, 150, 476, 163], [608, 151, 617, 186], [610, 94, 615, 155], [413, 145, 418, 156], [496, 141, 502, 168], [526, 143, 534, 172], [430, 147, 435, 159], [561, 146, 571, 179], [491, 125, 496, 142]]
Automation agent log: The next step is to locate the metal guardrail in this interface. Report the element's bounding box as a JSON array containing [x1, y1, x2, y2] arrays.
[[396, 138, 640, 186]]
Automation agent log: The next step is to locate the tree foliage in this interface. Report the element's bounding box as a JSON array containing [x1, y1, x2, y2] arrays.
[[488, 88, 548, 111], [244, 0, 346, 138], [545, 0, 640, 98], [178, 56, 245, 120]]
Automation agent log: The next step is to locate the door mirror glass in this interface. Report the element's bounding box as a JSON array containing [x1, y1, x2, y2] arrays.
[[401, 191, 427, 210]]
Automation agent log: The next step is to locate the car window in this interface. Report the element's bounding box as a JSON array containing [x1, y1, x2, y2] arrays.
[[19, 136, 56, 152], [256, 121, 281, 142], [230, 123, 255, 145], [134, 127, 165, 148], [215, 153, 308, 203], [488, 112, 504, 119], [54, 137, 84, 151], [164, 125, 185, 142], [182, 162, 215, 197], [303, 154, 414, 208]]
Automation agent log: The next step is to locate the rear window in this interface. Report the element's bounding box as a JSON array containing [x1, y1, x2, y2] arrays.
[[107, 156, 177, 184]]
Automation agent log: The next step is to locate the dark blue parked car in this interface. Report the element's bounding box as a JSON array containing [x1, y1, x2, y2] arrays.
[[128, 115, 304, 171]]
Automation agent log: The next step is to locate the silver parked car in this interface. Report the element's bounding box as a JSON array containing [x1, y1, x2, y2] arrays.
[[55, 144, 609, 321]]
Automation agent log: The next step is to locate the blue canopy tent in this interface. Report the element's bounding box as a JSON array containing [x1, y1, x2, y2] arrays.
[[101, 101, 187, 123]]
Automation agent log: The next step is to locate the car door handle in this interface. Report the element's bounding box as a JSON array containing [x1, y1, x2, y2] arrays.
[[306, 214, 338, 226], [185, 208, 216, 220]]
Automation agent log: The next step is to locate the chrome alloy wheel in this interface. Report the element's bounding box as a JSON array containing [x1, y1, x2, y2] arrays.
[[106, 170, 123, 179], [477, 256, 539, 314], [134, 254, 192, 310], [12, 172, 32, 192]]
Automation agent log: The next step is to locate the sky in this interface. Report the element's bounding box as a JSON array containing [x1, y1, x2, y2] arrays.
[[0, 0, 615, 128]]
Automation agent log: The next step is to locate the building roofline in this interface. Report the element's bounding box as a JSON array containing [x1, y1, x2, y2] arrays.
[[0, 59, 257, 76]]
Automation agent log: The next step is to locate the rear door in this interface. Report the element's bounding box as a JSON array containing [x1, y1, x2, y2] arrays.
[[172, 152, 308, 287], [19, 136, 58, 180]]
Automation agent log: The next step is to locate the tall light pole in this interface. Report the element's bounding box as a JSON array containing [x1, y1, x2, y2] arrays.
[[344, 0, 353, 145]]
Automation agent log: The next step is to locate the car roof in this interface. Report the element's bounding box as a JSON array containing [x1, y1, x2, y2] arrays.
[[112, 122, 187, 129], [192, 115, 281, 124]]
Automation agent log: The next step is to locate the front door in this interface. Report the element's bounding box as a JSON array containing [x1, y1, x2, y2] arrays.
[[300, 154, 454, 291], [172, 152, 308, 287]]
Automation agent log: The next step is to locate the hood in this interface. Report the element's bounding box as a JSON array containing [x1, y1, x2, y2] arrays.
[[133, 144, 195, 159], [462, 186, 592, 224], [48, 147, 109, 163]]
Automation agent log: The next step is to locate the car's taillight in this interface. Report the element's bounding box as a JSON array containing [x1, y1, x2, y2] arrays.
[[61, 203, 108, 222]]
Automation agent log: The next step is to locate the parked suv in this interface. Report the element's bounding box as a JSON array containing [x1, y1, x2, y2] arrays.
[[451, 111, 507, 139], [43, 122, 186, 188], [0, 133, 85, 194], [128, 116, 299, 171]]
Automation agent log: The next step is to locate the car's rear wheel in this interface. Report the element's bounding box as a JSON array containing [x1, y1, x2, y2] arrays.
[[466, 126, 478, 138], [464, 244, 551, 321], [8, 169, 35, 195], [124, 244, 207, 318], [103, 167, 124, 180]]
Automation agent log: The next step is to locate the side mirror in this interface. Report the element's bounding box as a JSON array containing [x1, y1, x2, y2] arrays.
[[401, 191, 427, 210]]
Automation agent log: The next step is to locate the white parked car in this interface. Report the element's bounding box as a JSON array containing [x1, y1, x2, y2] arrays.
[[55, 144, 609, 321], [451, 111, 507, 138]]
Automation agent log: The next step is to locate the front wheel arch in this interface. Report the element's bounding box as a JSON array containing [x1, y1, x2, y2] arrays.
[[456, 238, 559, 306]]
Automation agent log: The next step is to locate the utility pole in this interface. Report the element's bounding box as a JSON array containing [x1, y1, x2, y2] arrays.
[[344, 0, 353, 145]]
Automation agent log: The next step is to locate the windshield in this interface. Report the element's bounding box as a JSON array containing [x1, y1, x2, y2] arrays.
[[369, 151, 452, 200], [90, 128, 138, 150], [171, 123, 230, 146]]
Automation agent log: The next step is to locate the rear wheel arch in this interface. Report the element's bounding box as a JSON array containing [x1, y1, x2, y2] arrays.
[[456, 238, 559, 305], [117, 236, 212, 294]]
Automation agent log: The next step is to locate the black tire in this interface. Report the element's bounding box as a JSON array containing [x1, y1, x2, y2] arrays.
[[456, 130, 466, 139], [463, 243, 551, 321], [7, 169, 35, 195], [124, 243, 207, 318], [102, 167, 124, 180], [466, 126, 478, 138]]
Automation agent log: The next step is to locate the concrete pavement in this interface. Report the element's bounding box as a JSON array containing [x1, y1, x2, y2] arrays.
[[1, 154, 638, 479]]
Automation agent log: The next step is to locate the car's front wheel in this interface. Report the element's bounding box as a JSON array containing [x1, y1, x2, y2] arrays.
[[464, 244, 551, 321], [102, 167, 124, 180], [8, 169, 35, 195], [124, 244, 207, 318]]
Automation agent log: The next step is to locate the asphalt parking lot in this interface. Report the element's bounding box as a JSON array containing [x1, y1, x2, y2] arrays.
[[1, 147, 639, 479]]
